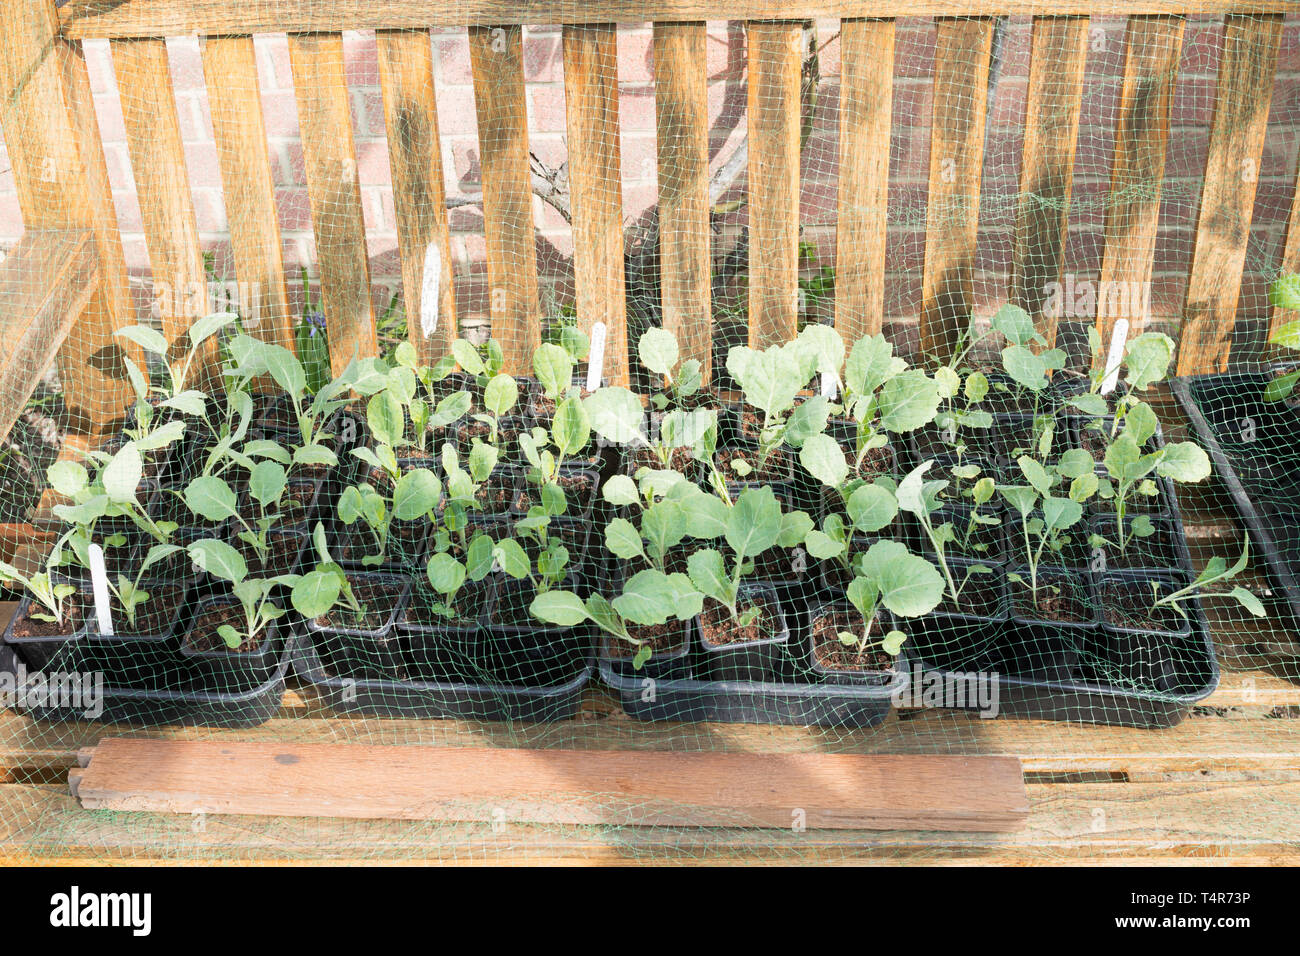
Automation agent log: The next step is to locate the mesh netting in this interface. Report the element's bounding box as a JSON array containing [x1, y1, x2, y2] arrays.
[[0, 7, 1299, 861]]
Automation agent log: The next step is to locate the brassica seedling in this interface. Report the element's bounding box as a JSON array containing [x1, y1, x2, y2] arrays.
[[834, 540, 944, 661]]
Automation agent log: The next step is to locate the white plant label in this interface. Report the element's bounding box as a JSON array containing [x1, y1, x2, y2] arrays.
[[88, 543, 113, 637], [1100, 317, 1129, 396], [820, 372, 838, 400], [419, 242, 441, 340], [586, 322, 607, 392]]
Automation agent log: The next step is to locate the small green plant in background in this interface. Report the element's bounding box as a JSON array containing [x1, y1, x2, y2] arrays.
[[1267, 272, 1300, 401], [835, 539, 944, 662]]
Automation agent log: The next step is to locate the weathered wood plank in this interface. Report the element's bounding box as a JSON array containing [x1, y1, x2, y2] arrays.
[[288, 32, 379, 375], [747, 20, 803, 349], [1011, 16, 1088, 348], [112, 38, 215, 383], [1176, 14, 1283, 376], [1094, 15, 1183, 365], [0, 231, 98, 445], [0, 0, 135, 439], [835, 18, 893, 345], [920, 17, 994, 362], [57, 1, 1300, 40], [563, 23, 629, 387], [470, 24, 540, 376], [201, 35, 295, 354], [654, 22, 712, 385], [71, 740, 1029, 830], [376, 28, 458, 365]]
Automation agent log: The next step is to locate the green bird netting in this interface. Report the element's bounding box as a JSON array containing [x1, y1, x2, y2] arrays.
[[0, 4, 1297, 862]]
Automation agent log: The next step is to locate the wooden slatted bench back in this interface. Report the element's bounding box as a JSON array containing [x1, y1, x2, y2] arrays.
[[2, 1, 1297, 441]]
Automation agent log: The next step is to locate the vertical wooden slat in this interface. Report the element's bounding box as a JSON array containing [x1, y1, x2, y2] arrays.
[[288, 32, 377, 376], [201, 35, 295, 354], [835, 18, 894, 345], [654, 22, 711, 385], [563, 23, 629, 387], [112, 37, 215, 381], [1273, 163, 1300, 341], [469, 24, 540, 376], [376, 28, 457, 365], [747, 20, 803, 350], [1094, 15, 1183, 366], [0, 0, 135, 437], [1011, 16, 1089, 348], [920, 17, 994, 362], [1177, 14, 1283, 376]]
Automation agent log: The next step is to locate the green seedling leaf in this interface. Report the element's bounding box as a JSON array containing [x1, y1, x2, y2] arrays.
[[800, 432, 848, 488], [583, 387, 644, 445], [529, 590, 589, 627], [638, 327, 679, 377], [1123, 332, 1175, 390], [878, 370, 942, 433], [393, 468, 441, 520], [1156, 441, 1211, 483], [103, 443, 143, 503], [184, 475, 239, 522], [292, 568, 343, 619], [187, 538, 247, 583]]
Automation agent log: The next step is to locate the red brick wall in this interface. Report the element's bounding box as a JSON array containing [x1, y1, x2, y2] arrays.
[[1, 16, 1297, 347]]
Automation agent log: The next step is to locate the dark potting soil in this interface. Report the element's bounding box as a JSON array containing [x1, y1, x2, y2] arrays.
[[10, 600, 83, 638], [846, 444, 895, 480], [700, 593, 779, 647], [110, 585, 184, 636], [185, 604, 264, 654], [628, 446, 696, 474], [476, 474, 517, 513], [516, 473, 595, 513], [458, 420, 527, 456], [1014, 578, 1089, 623], [1098, 580, 1184, 632], [811, 607, 892, 672], [934, 573, 1000, 616], [714, 446, 790, 481], [404, 580, 489, 628], [314, 581, 403, 631], [607, 620, 686, 659], [236, 532, 304, 576]]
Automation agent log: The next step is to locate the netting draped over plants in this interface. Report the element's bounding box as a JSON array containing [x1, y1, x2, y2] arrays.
[[0, 2, 1298, 859]]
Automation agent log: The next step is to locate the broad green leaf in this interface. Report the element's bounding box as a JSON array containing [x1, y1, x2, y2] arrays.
[[184, 475, 239, 521], [1042, 495, 1083, 532], [552, 396, 591, 456], [605, 517, 646, 561], [783, 395, 830, 448], [583, 387, 644, 445], [493, 538, 530, 579], [103, 443, 143, 503], [800, 432, 848, 488], [532, 343, 573, 398], [601, 474, 640, 506], [1069, 392, 1109, 417], [613, 569, 689, 625], [426, 553, 466, 594], [248, 460, 287, 508], [1124, 402, 1159, 446], [483, 373, 518, 416], [1018, 456, 1054, 496], [964, 371, 989, 405], [292, 568, 343, 619], [725, 485, 783, 560], [847, 483, 898, 533], [1056, 448, 1095, 480], [805, 529, 845, 560], [1123, 332, 1174, 390], [1001, 345, 1049, 391], [452, 339, 485, 375], [187, 538, 247, 583], [393, 468, 440, 520], [685, 549, 731, 608], [1270, 275, 1300, 313], [859, 540, 945, 618], [47, 461, 89, 498], [638, 327, 679, 376], [529, 590, 590, 627], [845, 334, 897, 397], [877, 370, 942, 433], [367, 390, 404, 447], [264, 344, 307, 397], [991, 303, 1038, 347], [115, 324, 168, 355], [1156, 441, 1211, 483], [1271, 318, 1300, 350], [1231, 586, 1266, 617]]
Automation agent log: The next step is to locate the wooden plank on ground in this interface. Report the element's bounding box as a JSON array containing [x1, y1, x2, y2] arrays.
[[470, 24, 540, 376], [747, 20, 803, 349], [0, 231, 98, 445], [654, 22, 712, 384], [1176, 14, 1283, 376], [112, 37, 215, 383], [1094, 15, 1183, 364], [201, 35, 295, 354], [0, 0, 135, 439], [564, 23, 629, 386], [1011, 15, 1088, 347], [288, 32, 378, 376], [835, 18, 894, 345], [71, 740, 1029, 831], [920, 17, 994, 362], [376, 28, 458, 365], [56, 2, 1300, 40]]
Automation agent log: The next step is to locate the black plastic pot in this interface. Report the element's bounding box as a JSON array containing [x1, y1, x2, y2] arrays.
[[1007, 566, 1100, 683], [302, 572, 412, 681], [1, 594, 89, 672], [1093, 570, 1196, 695], [1174, 371, 1300, 624], [601, 618, 695, 683], [806, 598, 902, 686], [74, 579, 192, 682], [697, 585, 792, 683], [178, 597, 285, 689], [1085, 514, 1192, 575]]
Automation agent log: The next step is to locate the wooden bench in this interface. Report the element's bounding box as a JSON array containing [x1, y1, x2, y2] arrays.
[[1, 2, 1299, 863]]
